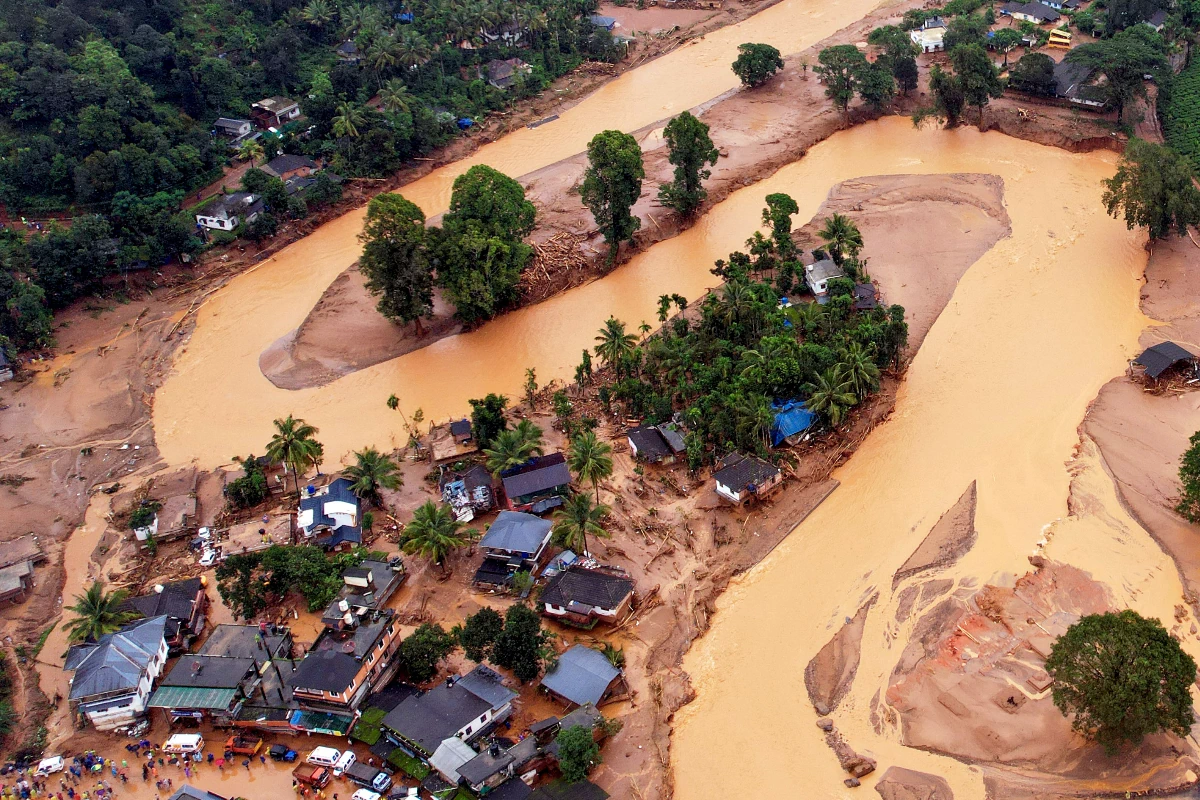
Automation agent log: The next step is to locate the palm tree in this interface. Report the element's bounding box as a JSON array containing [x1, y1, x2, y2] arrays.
[[332, 102, 366, 138], [734, 393, 774, 451], [720, 280, 755, 328], [379, 79, 413, 115], [792, 301, 826, 338], [513, 418, 545, 452], [484, 425, 544, 476], [567, 430, 613, 502], [818, 213, 864, 266], [344, 446, 402, 506], [804, 366, 859, 427], [302, 0, 337, 32], [266, 415, 322, 498], [657, 294, 672, 324], [367, 35, 401, 75], [64, 581, 139, 643], [840, 342, 881, 400], [594, 317, 637, 375], [396, 29, 433, 68], [237, 139, 264, 165], [552, 492, 610, 557], [402, 501, 475, 571]]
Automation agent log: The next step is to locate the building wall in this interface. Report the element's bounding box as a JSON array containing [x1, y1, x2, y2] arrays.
[[197, 215, 237, 231]]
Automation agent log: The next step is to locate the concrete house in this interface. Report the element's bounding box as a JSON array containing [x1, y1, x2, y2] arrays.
[[485, 58, 532, 90], [501, 453, 572, 514], [148, 654, 260, 724], [251, 97, 301, 129], [298, 477, 362, 550], [712, 451, 782, 504], [540, 568, 635, 628], [319, 558, 406, 627], [540, 645, 628, 708], [195, 192, 263, 232], [120, 578, 209, 654], [261, 154, 319, 182], [291, 609, 402, 711], [213, 118, 258, 149], [909, 16, 946, 53], [0, 534, 44, 605], [474, 511, 554, 586], [382, 665, 518, 757], [626, 424, 686, 465], [804, 259, 843, 298], [65, 616, 169, 730]]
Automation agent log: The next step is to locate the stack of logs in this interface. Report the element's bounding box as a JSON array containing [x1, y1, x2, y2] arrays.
[[521, 232, 591, 302]]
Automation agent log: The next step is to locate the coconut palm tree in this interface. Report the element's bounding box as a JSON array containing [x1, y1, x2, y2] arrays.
[[402, 501, 475, 571], [840, 342, 881, 400], [302, 0, 337, 33], [594, 317, 637, 375], [484, 425, 544, 476], [792, 301, 826, 338], [379, 79, 414, 114], [657, 294, 672, 324], [396, 29, 433, 68], [367, 35, 401, 75], [266, 415, 322, 498], [513, 418, 545, 452], [552, 492, 610, 557], [720, 280, 755, 328], [804, 365, 859, 427], [567, 429, 613, 502], [344, 446, 402, 506], [64, 581, 139, 643], [332, 102, 366, 138], [734, 393, 774, 451], [817, 213, 864, 266], [237, 139, 264, 165]]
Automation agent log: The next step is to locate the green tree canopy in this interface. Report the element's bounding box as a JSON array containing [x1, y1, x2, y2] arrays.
[[1045, 610, 1195, 753], [731, 42, 784, 88], [552, 492, 611, 557], [1066, 26, 1167, 124], [1008, 52, 1057, 96], [1177, 430, 1200, 522], [359, 194, 434, 331], [469, 393, 509, 448], [868, 26, 920, 95], [568, 429, 614, 501], [402, 501, 476, 570], [399, 623, 457, 684], [555, 725, 601, 783], [949, 43, 1003, 124], [457, 606, 504, 662], [491, 603, 550, 682], [915, 64, 967, 128], [581, 130, 645, 263], [990, 28, 1025, 67], [442, 164, 537, 241], [658, 112, 720, 218], [266, 415, 321, 498], [856, 60, 896, 111], [943, 13, 989, 50], [1102, 138, 1200, 240], [814, 45, 868, 117]]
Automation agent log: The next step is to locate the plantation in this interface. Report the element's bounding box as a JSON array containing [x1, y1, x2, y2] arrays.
[[1163, 57, 1200, 169]]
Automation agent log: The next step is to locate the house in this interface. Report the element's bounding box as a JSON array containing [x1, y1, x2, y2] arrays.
[[804, 259, 843, 298], [197, 625, 299, 730], [588, 15, 617, 31], [291, 609, 402, 711], [540, 645, 628, 708], [430, 737, 479, 784], [501, 453, 572, 513], [382, 666, 517, 757], [0, 560, 35, 604], [1144, 9, 1168, 31], [482, 20, 526, 46], [440, 464, 495, 522], [120, 578, 209, 654], [1000, 1, 1061, 24], [148, 654, 260, 724], [65, 616, 169, 730], [485, 58, 532, 90], [251, 97, 302, 129], [335, 40, 361, 63], [1134, 341, 1197, 381], [770, 400, 816, 448], [626, 425, 686, 465], [1053, 61, 1107, 108], [853, 283, 878, 311], [261, 154, 318, 182], [451, 419, 473, 443], [298, 477, 362, 550], [0, 347, 12, 382], [213, 118, 258, 149], [474, 511, 553, 586], [2, 535, 45, 571], [909, 17, 946, 53], [712, 452, 782, 504], [319, 558, 406, 627], [540, 567, 635, 628], [197, 623, 292, 668], [457, 740, 519, 795], [432, 419, 483, 462], [195, 192, 263, 232], [141, 494, 197, 541], [167, 787, 226, 800]]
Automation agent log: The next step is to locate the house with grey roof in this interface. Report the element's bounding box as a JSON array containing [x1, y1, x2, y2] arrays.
[[66, 616, 169, 730], [291, 608, 403, 712], [712, 451, 782, 504], [121, 578, 209, 653], [804, 258, 843, 298], [381, 665, 517, 756], [195, 192, 264, 232], [298, 477, 362, 550], [501, 452, 572, 514], [320, 558, 406, 627], [626, 424, 685, 465], [168, 787, 227, 800], [474, 511, 554, 587], [540, 568, 635, 628], [261, 154, 319, 182], [148, 653, 259, 724], [539, 645, 628, 708]]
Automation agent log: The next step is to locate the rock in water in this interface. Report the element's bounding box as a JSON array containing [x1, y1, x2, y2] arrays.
[[874, 767, 954, 800]]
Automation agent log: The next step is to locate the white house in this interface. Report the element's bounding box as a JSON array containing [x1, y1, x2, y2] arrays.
[[712, 451, 782, 504], [195, 193, 263, 232], [804, 258, 844, 298], [65, 616, 169, 730], [909, 17, 946, 53], [298, 477, 362, 549]]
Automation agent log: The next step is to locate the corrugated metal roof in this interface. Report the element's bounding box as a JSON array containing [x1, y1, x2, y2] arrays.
[[148, 685, 238, 710], [539, 645, 620, 707]]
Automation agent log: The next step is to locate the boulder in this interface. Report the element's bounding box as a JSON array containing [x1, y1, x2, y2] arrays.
[[817, 718, 834, 731], [874, 767, 954, 800]]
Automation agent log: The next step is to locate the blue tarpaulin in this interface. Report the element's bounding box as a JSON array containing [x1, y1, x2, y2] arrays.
[[770, 400, 816, 447]]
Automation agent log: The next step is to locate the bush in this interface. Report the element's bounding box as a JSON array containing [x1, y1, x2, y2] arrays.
[[555, 725, 600, 782], [386, 748, 430, 779], [350, 707, 386, 745], [128, 500, 161, 530], [227, 454, 268, 510]]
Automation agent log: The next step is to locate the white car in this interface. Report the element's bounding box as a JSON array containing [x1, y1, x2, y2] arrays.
[[34, 756, 64, 777], [198, 548, 218, 567], [305, 746, 341, 767], [350, 790, 380, 800], [332, 750, 356, 776]]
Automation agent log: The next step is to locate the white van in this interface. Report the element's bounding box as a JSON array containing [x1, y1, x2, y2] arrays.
[[350, 790, 380, 800], [332, 750, 356, 776], [35, 756, 64, 777], [162, 734, 205, 754], [306, 746, 342, 768]]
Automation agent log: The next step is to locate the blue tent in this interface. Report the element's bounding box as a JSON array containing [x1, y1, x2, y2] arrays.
[[770, 400, 816, 447]]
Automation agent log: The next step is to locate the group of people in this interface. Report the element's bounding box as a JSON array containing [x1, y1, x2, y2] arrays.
[[2, 753, 125, 800]]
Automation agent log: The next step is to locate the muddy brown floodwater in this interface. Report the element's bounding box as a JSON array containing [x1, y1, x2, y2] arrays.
[[671, 124, 1200, 798]]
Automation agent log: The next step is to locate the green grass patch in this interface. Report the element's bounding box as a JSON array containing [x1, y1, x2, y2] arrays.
[[349, 707, 386, 746], [386, 748, 431, 780], [1164, 58, 1200, 170]]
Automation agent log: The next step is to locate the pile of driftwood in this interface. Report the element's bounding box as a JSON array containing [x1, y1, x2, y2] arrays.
[[521, 232, 592, 301]]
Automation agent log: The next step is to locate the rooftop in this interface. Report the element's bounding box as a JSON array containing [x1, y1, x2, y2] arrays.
[[626, 426, 673, 461], [159, 655, 256, 690], [291, 649, 361, 694], [501, 453, 572, 501], [264, 154, 317, 176], [712, 452, 780, 493], [66, 616, 168, 701], [479, 511, 553, 555], [254, 96, 298, 114], [540, 645, 621, 708], [805, 259, 843, 284], [1136, 341, 1196, 379], [2, 534, 45, 570], [197, 624, 290, 669], [540, 568, 634, 613], [382, 666, 517, 754]]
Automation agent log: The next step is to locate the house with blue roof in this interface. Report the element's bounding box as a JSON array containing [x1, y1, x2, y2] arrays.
[[298, 477, 362, 551], [770, 400, 816, 447], [65, 615, 169, 730]]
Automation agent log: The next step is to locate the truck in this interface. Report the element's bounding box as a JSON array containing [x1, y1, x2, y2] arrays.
[[344, 762, 392, 794], [292, 764, 331, 789], [224, 735, 263, 756]]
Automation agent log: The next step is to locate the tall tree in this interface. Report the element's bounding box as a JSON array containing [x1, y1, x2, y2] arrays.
[[457, 607, 504, 662], [990, 28, 1024, 67], [343, 446, 402, 506], [731, 42, 784, 88], [442, 165, 536, 241], [399, 623, 456, 683], [817, 213, 863, 266], [359, 194, 434, 332], [567, 430, 614, 501], [868, 25, 920, 95], [1176, 430, 1200, 522], [552, 492, 611, 557], [855, 60, 895, 111], [64, 581, 139, 643], [402, 501, 476, 571], [469, 393, 509, 448], [658, 112, 719, 217], [266, 415, 321, 498], [1008, 52, 1057, 96], [950, 43, 1003, 124], [761, 193, 799, 258], [1046, 610, 1195, 753], [1103, 138, 1200, 240], [915, 64, 967, 128], [491, 603, 550, 682], [594, 317, 638, 374], [581, 130, 644, 263], [804, 365, 859, 426], [484, 425, 545, 476], [943, 14, 988, 50], [1066, 26, 1167, 124], [814, 45, 868, 119], [555, 725, 602, 783]]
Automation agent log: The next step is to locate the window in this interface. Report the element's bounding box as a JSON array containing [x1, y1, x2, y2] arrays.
[[479, 713, 488, 723], [464, 726, 472, 736]]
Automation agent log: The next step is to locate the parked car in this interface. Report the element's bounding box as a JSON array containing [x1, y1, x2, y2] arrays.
[[162, 734, 205, 754], [351, 790, 381, 800], [198, 548, 218, 567], [305, 747, 341, 767], [34, 757, 64, 777], [269, 744, 298, 762], [292, 764, 331, 788], [345, 762, 391, 793], [332, 750, 356, 777]]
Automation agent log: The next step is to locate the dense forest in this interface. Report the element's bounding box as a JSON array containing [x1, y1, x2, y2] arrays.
[[0, 0, 620, 351]]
